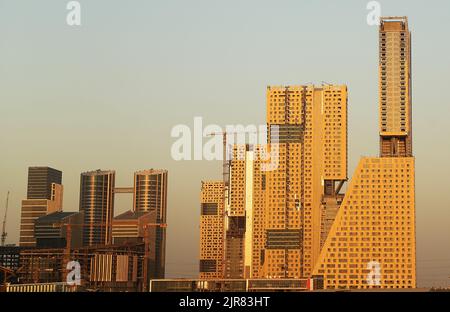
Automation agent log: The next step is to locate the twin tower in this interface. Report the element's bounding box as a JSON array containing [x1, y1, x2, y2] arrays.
[[20, 168, 168, 279], [200, 17, 415, 289]]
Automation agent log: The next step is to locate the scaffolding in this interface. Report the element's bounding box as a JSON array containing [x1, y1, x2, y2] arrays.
[[17, 243, 147, 292]]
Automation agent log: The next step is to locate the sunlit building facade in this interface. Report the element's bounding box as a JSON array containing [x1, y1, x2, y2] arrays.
[[199, 181, 225, 279], [262, 84, 348, 278], [313, 16, 416, 289], [79, 170, 115, 247], [224, 145, 267, 279], [19, 167, 64, 247], [133, 169, 168, 278]]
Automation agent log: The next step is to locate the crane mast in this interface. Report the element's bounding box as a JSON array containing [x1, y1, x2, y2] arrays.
[[1, 191, 10, 247]]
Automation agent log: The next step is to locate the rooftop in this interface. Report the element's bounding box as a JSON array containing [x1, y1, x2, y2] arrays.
[[135, 169, 168, 175], [114, 210, 154, 220], [36, 211, 80, 223], [81, 169, 116, 176]]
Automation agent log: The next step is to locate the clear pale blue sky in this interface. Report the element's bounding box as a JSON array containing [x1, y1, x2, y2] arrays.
[[0, 0, 449, 287]]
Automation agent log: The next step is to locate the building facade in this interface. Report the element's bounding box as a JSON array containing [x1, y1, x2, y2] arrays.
[[79, 170, 115, 246], [27, 167, 62, 200], [20, 166, 64, 247], [379, 17, 412, 157], [112, 210, 156, 245], [312, 16, 416, 289], [19, 199, 62, 247], [224, 145, 267, 279], [133, 169, 168, 278], [35, 211, 83, 249], [262, 84, 348, 278], [199, 181, 225, 279]]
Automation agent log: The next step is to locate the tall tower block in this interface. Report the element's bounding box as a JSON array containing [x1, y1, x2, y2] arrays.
[[20, 167, 63, 247], [133, 169, 168, 278], [313, 17, 416, 289], [199, 181, 225, 279], [262, 85, 348, 278], [379, 17, 412, 157], [79, 170, 115, 246], [223, 145, 267, 279]]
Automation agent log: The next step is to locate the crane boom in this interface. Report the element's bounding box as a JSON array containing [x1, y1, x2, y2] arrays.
[[1, 191, 10, 247]]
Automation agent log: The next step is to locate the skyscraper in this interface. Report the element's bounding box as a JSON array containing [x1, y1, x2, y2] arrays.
[[224, 145, 266, 279], [313, 16, 416, 289], [19, 198, 62, 247], [133, 169, 168, 278], [27, 167, 62, 200], [199, 181, 225, 279], [79, 170, 115, 246], [19, 167, 63, 247], [379, 17, 412, 157], [262, 85, 348, 278]]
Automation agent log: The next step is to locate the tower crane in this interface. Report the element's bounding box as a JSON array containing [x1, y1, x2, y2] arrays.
[[206, 130, 261, 186], [206, 129, 263, 278], [1, 191, 10, 247]]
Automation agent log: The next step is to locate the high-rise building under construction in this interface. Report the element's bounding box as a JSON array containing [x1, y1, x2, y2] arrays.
[[198, 16, 416, 290], [224, 145, 266, 279], [200, 85, 348, 280], [133, 169, 168, 278], [199, 181, 225, 279], [262, 85, 348, 279], [379, 17, 412, 157], [313, 16, 416, 289]]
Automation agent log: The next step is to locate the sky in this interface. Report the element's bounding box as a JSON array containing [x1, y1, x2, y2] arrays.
[[0, 0, 449, 288]]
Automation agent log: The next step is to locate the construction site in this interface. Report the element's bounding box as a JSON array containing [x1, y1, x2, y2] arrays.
[[0, 174, 168, 292], [1, 225, 161, 292], [12, 243, 148, 292]]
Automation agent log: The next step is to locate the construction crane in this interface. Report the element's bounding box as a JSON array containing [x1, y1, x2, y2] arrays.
[[206, 130, 260, 187], [1, 191, 10, 247], [206, 129, 260, 278], [280, 86, 307, 278]]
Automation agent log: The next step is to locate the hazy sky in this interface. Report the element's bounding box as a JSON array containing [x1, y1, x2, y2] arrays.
[[0, 0, 449, 287]]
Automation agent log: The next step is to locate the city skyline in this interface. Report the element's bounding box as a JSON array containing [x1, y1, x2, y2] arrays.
[[1, 0, 450, 288], [199, 15, 416, 288]]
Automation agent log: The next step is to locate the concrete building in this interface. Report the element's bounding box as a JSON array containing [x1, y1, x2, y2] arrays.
[[199, 85, 348, 281], [379, 17, 412, 157], [133, 169, 168, 278], [35, 211, 83, 249], [199, 181, 225, 279], [312, 16, 416, 289], [20, 167, 64, 247], [27, 167, 62, 200], [112, 210, 159, 282], [112, 210, 156, 245], [262, 84, 348, 278], [19, 199, 61, 247], [224, 145, 267, 279], [79, 170, 115, 246]]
